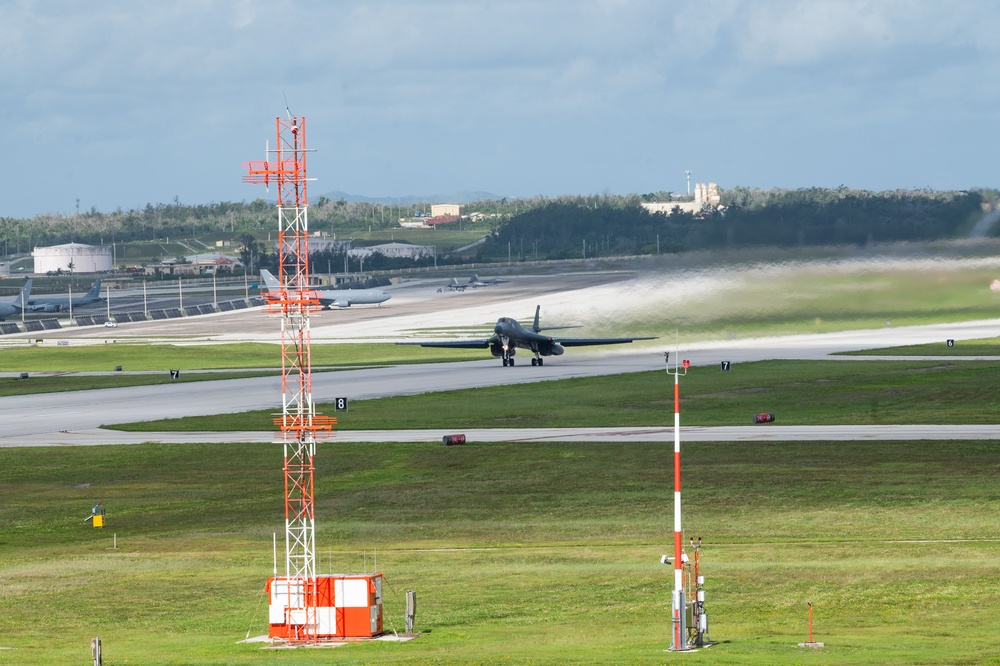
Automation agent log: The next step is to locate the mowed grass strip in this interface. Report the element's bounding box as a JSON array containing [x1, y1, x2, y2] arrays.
[[112, 358, 1000, 432], [1, 440, 999, 664], [0, 370, 279, 396], [842, 336, 1000, 357], [0, 341, 480, 373]]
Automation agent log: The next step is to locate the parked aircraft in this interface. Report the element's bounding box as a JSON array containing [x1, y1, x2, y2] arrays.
[[0, 279, 32, 321], [400, 305, 655, 366], [260, 270, 390, 308], [24, 279, 101, 312], [470, 274, 507, 285], [439, 278, 471, 292], [438, 275, 507, 292]]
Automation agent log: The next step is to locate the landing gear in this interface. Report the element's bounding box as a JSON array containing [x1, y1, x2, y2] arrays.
[[530, 357, 544, 366], [500, 337, 514, 367]]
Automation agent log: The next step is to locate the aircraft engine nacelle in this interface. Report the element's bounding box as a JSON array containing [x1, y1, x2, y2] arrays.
[[34, 304, 61, 313], [330, 301, 351, 308], [538, 341, 565, 356]]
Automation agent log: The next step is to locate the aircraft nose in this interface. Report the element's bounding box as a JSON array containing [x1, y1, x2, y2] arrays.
[[494, 323, 504, 335]]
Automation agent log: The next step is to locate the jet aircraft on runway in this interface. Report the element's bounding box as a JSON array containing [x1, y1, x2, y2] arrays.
[[25, 279, 103, 312], [400, 305, 655, 366], [0, 279, 32, 320], [470, 274, 507, 285], [260, 269, 390, 308], [438, 275, 508, 292], [440, 277, 470, 292]]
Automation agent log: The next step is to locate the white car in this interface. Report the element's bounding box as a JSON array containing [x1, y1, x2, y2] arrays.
[[104, 320, 118, 328]]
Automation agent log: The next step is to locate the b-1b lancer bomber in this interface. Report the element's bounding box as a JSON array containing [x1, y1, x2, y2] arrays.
[[401, 305, 655, 366]]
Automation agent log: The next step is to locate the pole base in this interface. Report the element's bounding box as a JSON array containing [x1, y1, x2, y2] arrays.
[[798, 642, 825, 648]]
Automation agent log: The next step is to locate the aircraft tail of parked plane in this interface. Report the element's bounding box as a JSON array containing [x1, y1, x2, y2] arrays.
[[399, 304, 655, 366], [0, 279, 32, 321], [260, 269, 390, 308]]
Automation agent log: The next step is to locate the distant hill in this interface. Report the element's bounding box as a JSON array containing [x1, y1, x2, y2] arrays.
[[321, 190, 503, 205]]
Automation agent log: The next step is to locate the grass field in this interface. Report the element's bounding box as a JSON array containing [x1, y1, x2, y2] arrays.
[[112, 358, 1000, 431], [4, 254, 1000, 663], [1, 439, 999, 664], [0, 370, 279, 397], [0, 342, 481, 373]]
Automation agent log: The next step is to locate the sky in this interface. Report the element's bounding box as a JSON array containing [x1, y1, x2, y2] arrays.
[[2, 0, 999, 218]]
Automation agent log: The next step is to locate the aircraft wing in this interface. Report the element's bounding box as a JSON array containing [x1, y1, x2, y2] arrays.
[[555, 336, 656, 347], [399, 339, 493, 349]]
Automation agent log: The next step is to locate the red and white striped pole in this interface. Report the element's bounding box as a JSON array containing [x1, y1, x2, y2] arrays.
[[668, 353, 689, 650]]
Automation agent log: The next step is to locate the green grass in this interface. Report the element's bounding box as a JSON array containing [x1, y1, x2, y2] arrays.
[[112, 358, 1000, 431], [0, 342, 481, 373], [843, 336, 1000, 356], [0, 370, 279, 396], [1, 440, 999, 664]]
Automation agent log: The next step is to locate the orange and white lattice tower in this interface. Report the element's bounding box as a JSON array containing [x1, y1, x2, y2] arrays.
[[243, 114, 334, 643]]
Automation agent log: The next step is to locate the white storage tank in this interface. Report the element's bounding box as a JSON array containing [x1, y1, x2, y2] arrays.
[[32, 243, 112, 273]]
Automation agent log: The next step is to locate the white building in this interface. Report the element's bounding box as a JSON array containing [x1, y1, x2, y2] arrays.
[[430, 203, 464, 217], [348, 242, 434, 260], [642, 183, 722, 216], [32, 242, 112, 273]]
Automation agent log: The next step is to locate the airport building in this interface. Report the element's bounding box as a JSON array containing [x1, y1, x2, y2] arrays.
[[348, 242, 434, 260], [642, 183, 722, 216], [32, 242, 112, 273], [430, 203, 464, 217]]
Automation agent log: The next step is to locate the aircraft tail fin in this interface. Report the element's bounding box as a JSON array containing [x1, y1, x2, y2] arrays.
[[89, 279, 102, 299], [260, 269, 280, 290], [14, 279, 32, 306]]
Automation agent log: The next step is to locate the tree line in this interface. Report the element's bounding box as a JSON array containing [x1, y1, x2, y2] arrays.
[[476, 188, 991, 261], [2, 187, 993, 266]]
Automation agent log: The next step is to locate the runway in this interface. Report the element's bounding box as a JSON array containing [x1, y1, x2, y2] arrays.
[[3, 269, 999, 447], [16, 424, 1000, 448]]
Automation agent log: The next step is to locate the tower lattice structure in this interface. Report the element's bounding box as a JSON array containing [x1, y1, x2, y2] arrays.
[[243, 115, 334, 643]]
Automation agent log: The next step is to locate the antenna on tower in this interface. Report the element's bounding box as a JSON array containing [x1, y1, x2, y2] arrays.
[[283, 91, 293, 120]]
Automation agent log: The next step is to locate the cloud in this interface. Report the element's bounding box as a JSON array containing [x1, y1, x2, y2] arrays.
[[1, 0, 999, 217]]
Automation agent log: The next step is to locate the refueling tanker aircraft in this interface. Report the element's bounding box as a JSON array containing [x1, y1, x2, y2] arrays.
[[260, 269, 390, 308], [25, 279, 102, 312], [399, 305, 656, 366]]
